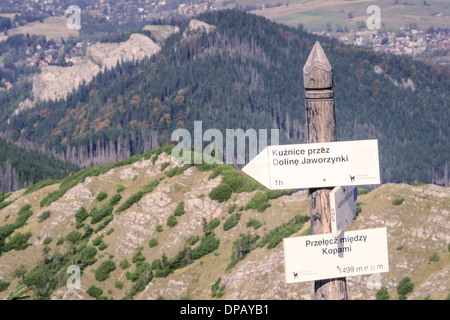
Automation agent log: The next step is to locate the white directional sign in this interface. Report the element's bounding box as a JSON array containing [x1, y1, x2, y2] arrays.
[[330, 186, 358, 237], [283, 227, 389, 283], [242, 139, 380, 190]]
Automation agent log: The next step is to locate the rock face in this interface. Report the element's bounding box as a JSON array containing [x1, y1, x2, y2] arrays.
[[31, 57, 100, 104], [87, 33, 161, 72], [30, 33, 161, 105], [182, 19, 216, 39]]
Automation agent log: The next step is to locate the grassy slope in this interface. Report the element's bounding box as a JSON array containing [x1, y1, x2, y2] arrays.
[[0, 147, 448, 300]]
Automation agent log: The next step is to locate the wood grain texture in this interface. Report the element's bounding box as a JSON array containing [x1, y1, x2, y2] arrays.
[[304, 41, 347, 300]]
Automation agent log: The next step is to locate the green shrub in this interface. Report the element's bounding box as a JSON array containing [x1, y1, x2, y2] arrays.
[[149, 238, 158, 248], [156, 225, 163, 232], [167, 215, 178, 228], [209, 183, 232, 203], [132, 251, 146, 265], [174, 202, 185, 216], [38, 210, 51, 223], [429, 252, 440, 262], [0, 280, 10, 292], [228, 233, 260, 270], [227, 204, 237, 214], [98, 242, 108, 251], [43, 237, 52, 245], [191, 235, 220, 260], [78, 246, 97, 268], [90, 202, 114, 224], [56, 237, 64, 246], [96, 192, 108, 202], [117, 180, 159, 213], [223, 214, 241, 231], [357, 187, 369, 195], [115, 281, 124, 290], [92, 236, 103, 246], [120, 259, 130, 270], [266, 189, 294, 199], [116, 185, 125, 193], [75, 207, 88, 229], [160, 162, 170, 171], [151, 259, 162, 270], [246, 218, 262, 229], [186, 235, 200, 246], [0, 200, 13, 211], [109, 193, 122, 206], [0, 192, 11, 202], [5, 232, 32, 251], [245, 191, 270, 212], [376, 287, 390, 300], [207, 218, 220, 231], [392, 197, 404, 205], [165, 164, 192, 178], [211, 277, 226, 298], [258, 215, 309, 249], [95, 260, 116, 281], [87, 285, 103, 299], [66, 231, 82, 245], [94, 216, 113, 233], [397, 277, 414, 300]]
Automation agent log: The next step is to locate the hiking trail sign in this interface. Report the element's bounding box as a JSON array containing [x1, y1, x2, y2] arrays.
[[283, 227, 389, 283], [241, 139, 380, 190]]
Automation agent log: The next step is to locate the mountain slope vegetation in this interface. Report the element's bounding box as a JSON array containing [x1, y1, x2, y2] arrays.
[[0, 146, 448, 300]]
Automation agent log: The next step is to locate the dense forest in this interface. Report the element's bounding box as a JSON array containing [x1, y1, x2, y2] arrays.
[[0, 137, 80, 192], [1, 10, 449, 186]]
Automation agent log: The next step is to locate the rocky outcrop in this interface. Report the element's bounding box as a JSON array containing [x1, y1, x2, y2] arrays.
[[182, 19, 216, 39], [16, 33, 162, 113]]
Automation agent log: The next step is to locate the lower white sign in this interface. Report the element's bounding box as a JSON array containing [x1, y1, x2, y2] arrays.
[[283, 227, 389, 283]]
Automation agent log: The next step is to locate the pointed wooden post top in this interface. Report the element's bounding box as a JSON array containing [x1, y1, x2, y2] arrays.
[[303, 41, 333, 90]]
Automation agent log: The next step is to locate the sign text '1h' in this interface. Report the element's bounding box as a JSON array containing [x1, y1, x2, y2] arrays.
[[242, 139, 380, 190]]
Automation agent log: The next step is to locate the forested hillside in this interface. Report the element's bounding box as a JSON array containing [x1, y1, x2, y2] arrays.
[[0, 137, 80, 192], [1, 10, 449, 185]]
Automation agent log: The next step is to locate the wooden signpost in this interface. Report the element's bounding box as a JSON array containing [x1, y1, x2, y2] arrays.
[[303, 40, 348, 300], [242, 41, 386, 300]]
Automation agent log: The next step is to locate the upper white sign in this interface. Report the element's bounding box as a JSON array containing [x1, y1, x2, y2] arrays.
[[331, 186, 358, 237], [242, 139, 380, 190]]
